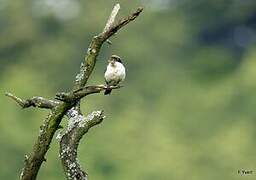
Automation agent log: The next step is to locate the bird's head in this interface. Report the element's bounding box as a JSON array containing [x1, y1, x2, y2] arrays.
[[108, 55, 122, 66]]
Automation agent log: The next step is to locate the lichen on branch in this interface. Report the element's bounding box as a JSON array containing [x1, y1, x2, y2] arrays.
[[56, 84, 123, 102], [58, 109, 105, 180], [6, 3, 143, 180], [5, 92, 59, 109]]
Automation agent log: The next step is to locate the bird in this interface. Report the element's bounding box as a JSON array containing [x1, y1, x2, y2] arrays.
[[104, 55, 126, 95]]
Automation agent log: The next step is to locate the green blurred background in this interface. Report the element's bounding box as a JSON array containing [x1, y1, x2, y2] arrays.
[[1, 0, 256, 179]]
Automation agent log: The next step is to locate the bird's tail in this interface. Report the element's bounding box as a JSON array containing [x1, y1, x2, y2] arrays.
[[104, 89, 112, 95]]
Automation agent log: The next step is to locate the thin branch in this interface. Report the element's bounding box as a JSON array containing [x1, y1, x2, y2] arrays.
[[59, 109, 105, 180], [56, 84, 123, 102], [99, 6, 144, 41], [5, 92, 59, 109], [103, 3, 120, 33]]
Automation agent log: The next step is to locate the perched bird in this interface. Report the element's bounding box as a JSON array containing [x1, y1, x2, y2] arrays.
[[104, 55, 126, 95]]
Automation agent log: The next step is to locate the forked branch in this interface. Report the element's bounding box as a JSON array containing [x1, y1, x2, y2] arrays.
[[58, 109, 105, 180], [6, 3, 143, 180]]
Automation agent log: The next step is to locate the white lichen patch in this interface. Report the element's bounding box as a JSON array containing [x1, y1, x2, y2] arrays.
[[91, 49, 96, 53], [86, 113, 94, 122], [75, 62, 87, 83], [66, 108, 79, 118], [92, 110, 102, 117], [39, 128, 43, 135], [59, 145, 72, 159], [39, 123, 45, 135], [59, 108, 91, 141], [66, 108, 86, 131], [20, 170, 24, 179], [88, 110, 102, 121], [75, 73, 84, 83], [49, 99, 58, 105], [56, 132, 63, 141], [78, 110, 103, 128], [37, 96, 44, 100], [69, 162, 76, 168], [87, 47, 91, 54], [24, 154, 29, 161]]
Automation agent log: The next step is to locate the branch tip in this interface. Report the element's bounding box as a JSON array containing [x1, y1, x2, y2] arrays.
[[103, 3, 121, 33], [5, 92, 26, 108], [6, 92, 58, 109]]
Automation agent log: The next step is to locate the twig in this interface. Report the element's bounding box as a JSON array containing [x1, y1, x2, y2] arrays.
[[59, 110, 105, 180], [5, 92, 59, 109], [99, 6, 144, 41]]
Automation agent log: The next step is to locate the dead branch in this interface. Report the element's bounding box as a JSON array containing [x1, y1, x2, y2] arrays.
[[58, 109, 105, 180], [55, 84, 123, 102], [6, 3, 143, 180], [5, 92, 59, 109]]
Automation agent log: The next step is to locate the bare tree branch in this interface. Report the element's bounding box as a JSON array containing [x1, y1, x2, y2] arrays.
[[58, 109, 105, 180], [103, 3, 120, 33], [6, 3, 143, 180], [5, 92, 59, 109], [99, 6, 144, 41], [56, 84, 123, 102]]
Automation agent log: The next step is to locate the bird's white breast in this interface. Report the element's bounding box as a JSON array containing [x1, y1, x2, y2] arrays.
[[104, 62, 126, 85]]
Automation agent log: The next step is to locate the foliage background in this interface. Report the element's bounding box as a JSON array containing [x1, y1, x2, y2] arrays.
[[1, 0, 256, 179]]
